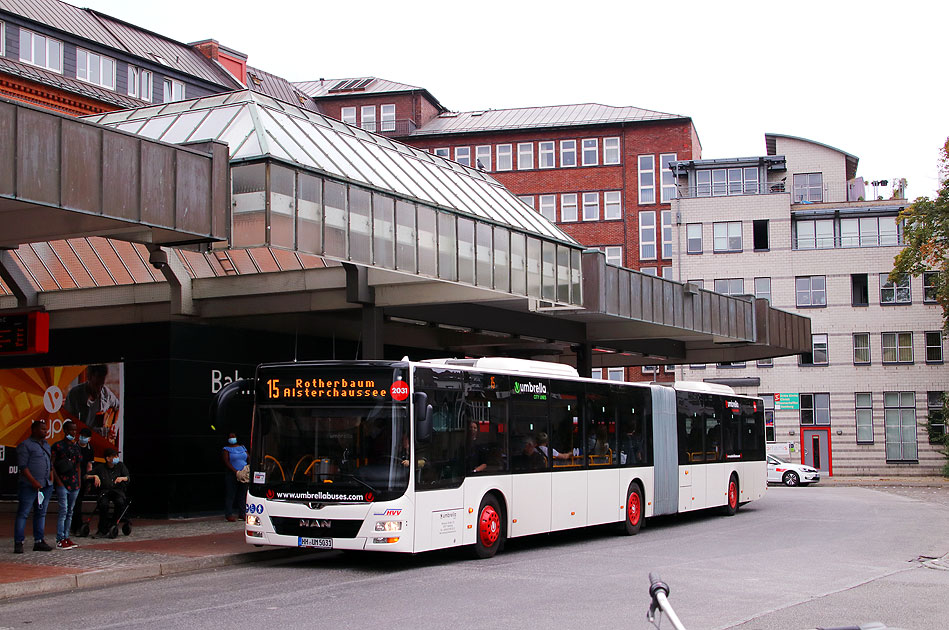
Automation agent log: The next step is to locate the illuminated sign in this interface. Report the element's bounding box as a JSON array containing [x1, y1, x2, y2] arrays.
[[514, 380, 547, 400], [0, 311, 49, 355], [257, 368, 406, 404]]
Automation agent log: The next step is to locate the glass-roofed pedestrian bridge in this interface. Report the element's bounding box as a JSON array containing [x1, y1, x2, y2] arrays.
[[85, 91, 583, 307]]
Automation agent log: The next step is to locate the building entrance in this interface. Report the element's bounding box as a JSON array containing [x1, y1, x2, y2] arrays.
[[801, 428, 832, 475]]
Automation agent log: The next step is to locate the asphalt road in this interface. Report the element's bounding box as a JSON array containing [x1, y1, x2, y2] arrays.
[[2, 485, 948, 630]]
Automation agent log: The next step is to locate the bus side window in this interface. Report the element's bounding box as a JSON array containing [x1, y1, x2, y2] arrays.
[[677, 391, 704, 464], [464, 372, 509, 474], [413, 368, 465, 489], [617, 387, 648, 467]]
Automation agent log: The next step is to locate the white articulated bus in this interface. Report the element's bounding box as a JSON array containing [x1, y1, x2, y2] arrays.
[[233, 357, 766, 558]]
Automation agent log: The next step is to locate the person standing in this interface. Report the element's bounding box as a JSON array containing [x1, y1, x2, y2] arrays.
[[14, 420, 54, 553], [52, 420, 83, 549], [222, 433, 248, 522], [70, 427, 95, 536]]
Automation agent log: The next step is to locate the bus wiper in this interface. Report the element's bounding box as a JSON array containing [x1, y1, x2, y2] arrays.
[[322, 472, 379, 494]]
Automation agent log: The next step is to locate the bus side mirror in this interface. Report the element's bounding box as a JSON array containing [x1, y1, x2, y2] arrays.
[[414, 392, 433, 444], [211, 378, 255, 437]]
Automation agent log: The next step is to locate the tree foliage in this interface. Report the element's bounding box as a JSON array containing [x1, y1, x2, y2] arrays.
[[891, 137, 949, 333]]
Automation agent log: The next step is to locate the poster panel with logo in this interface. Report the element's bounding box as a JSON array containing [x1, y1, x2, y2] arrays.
[[0, 363, 124, 459]]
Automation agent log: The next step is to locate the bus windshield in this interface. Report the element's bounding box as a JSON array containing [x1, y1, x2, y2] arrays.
[[249, 404, 409, 503]]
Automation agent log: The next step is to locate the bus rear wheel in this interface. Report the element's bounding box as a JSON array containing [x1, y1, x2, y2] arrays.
[[473, 495, 504, 559], [723, 475, 739, 516], [623, 484, 644, 535]]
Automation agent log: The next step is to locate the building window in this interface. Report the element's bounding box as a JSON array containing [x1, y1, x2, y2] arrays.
[[560, 193, 578, 222], [641, 267, 658, 276], [882, 332, 913, 364], [475, 145, 491, 171], [128, 66, 153, 101], [800, 393, 830, 425], [77, 48, 116, 89], [661, 267, 672, 280], [639, 211, 657, 259], [604, 246, 622, 266], [638, 155, 655, 204], [884, 391, 917, 462], [340, 107, 356, 125], [606, 367, 625, 381], [434, 147, 449, 159], [604, 137, 620, 165], [660, 153, 677, 202], [923, 271, 938, 303], [713, 221, 742, 252], [517, 143, 533, 170], [695, 170, 712, 197], [163, 79, 185, 102], [851, 273, 869, 306], [20, 29, 63, 73], [793, 219, 835, 249], [853, 332, 871, 365], [0, 22, 4, 56], [661, 210, 673, 258], [840, 216, 902, 247], [582, 138, 598, 166], [880, 273, 911, 304], [560, 140, 577, 167], [855, 393, 873, 444], [454, 147, 471, 167], [714, 278, 744, 296], [928, 392, 946, 444], [604, 191, 622, 220], [496, 144, 513, 171], [538, 141, 555, 168], [793, 173, 823, 203], [712, 169, 727, 196], [539, 195, 556, 222], [380, 104, 396, 131], [360, 106, 376, 131], [686, 224, 702, 254], [743, 167, 759, 194], [926, 331, 944, 363], [582, 192, 599, 221], [518, 195, 534, 209], [754, 277, 771, 303], [800, 333, 828, 366], [753, 219, 769, 250], [795, 276, 826, 307]]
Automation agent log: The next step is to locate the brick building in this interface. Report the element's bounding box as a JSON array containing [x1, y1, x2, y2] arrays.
[[670, 133, 945, 476], [296, 78, 704, 381]]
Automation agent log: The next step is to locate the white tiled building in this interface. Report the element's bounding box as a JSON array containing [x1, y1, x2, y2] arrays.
[[670, 134, 945, 477]]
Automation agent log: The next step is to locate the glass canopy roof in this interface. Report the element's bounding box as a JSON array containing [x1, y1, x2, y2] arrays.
[[84, 90, 576, 246]]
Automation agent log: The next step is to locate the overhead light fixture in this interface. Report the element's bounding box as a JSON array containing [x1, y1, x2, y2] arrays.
[[389, 316, 428, 326], [478, 329, 512, 338], [437, 323, 473, 333], [519, 335, 548, 344]]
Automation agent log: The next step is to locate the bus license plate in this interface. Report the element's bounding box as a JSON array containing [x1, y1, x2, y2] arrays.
[[298, 537, 332, 549]]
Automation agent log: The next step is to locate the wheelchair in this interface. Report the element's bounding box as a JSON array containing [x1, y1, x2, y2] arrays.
[[74, 479, 132, 539]]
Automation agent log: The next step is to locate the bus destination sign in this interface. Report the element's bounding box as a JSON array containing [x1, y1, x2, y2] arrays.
[[0, 311, 49, 356], [259, 369, 405, 404]]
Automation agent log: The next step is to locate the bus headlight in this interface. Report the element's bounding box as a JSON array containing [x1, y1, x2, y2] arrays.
[[374, 520, 402, 532], [246, 514, 261, 526]]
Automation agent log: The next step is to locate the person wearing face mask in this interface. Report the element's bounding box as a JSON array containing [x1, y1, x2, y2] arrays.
[[70, 428, 95, 537], [51, 420, 83, 549], [222, 432, 248, 522], [86, 447, 130, 536]]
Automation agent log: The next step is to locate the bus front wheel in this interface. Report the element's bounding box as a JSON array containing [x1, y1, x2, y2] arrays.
[[623, 484, 644, 535], [473, 495, 504, 559]]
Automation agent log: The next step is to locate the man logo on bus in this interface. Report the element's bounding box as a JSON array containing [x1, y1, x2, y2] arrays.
[[390, 380, 409, 401]]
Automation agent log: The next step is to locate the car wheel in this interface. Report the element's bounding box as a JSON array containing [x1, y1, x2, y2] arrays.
[[472, 494, 504, 559], [722, 475, 739, 516], [783, 471, 800, 487], [622, 483, 644, 535]]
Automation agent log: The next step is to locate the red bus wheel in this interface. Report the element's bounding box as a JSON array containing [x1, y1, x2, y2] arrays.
[[473, 495, 504, 559], [623, 484, 644, 535]]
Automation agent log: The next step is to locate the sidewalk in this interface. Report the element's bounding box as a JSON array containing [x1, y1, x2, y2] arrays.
[[819, 475, 949, 488], [0, 503, 293, 600]]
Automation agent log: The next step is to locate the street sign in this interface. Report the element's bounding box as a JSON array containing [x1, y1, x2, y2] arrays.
[[773, 393, 800, 410]]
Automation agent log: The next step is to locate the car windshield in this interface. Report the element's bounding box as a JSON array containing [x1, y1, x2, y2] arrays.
[[770, 455, 789, 464], [249, 404, 409, 502]]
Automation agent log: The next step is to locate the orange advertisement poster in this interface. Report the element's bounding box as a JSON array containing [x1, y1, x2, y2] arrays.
[[0, 362, 124, 458]]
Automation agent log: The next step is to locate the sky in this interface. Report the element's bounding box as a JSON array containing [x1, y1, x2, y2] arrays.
[[76, 0, 947, 199]]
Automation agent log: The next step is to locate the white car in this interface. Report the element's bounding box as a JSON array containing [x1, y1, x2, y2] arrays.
[[767, 455, 820, 486]]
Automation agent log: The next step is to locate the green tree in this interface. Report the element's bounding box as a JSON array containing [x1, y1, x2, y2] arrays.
[[891, 137, 949, 332]]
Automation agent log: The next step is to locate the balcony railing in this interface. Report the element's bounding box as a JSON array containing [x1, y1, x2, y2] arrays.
[[676, 181, 786, 199], [792, 234, 905, 250], [357, 119, 417, 136]]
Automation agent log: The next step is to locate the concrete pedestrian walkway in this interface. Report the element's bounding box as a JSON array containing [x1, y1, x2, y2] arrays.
[[0, 504, 292, 600]]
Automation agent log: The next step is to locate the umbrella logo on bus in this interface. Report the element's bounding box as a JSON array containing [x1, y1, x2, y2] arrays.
[[390, 380, 409, 401]]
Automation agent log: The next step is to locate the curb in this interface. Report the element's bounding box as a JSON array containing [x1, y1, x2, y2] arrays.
[[0, 547, 297, 601]]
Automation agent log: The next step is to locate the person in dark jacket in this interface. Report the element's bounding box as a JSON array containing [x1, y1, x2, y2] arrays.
[[86, 447, 130, 536], [70, 427, 95, 536]]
